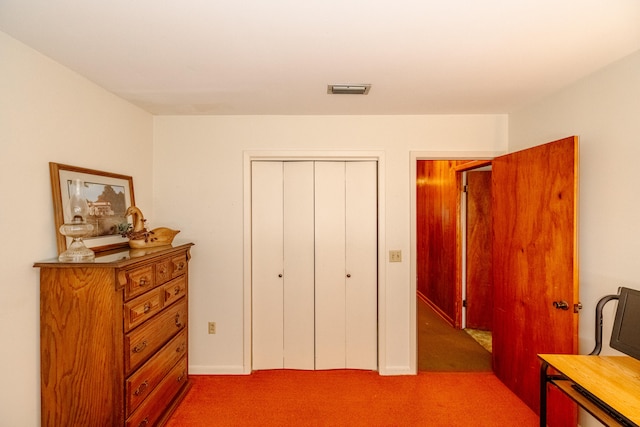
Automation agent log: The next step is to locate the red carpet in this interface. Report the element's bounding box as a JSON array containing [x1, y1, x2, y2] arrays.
[[166, 370, 538, 426]]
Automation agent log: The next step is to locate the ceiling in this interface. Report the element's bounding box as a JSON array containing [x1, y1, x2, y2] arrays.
[[1, 1, 640, 115]]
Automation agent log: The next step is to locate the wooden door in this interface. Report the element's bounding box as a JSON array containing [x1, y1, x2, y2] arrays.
[[492, 136, 579, 426], [315, 161, 378, 370], [465, 170, 493, 330]]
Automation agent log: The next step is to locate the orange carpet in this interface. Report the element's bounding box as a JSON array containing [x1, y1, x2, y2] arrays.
[[166, 370, 538, 426]]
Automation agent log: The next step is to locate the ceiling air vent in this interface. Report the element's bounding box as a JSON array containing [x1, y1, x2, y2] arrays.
[[327, 84, 371, 95]]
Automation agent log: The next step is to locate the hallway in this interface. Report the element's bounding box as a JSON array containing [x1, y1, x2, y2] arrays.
[[418, 297, 492, 372]]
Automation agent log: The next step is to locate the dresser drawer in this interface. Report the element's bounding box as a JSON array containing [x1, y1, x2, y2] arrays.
[[125, 265, 156, 300], [171, 255, 188, 279], [126, 357, 188, 427], [124, 288, 164, 332], [125, 300, 187, 374], [126, 330, 187, 416], [163, 276, 186, 307], [156, 254, 188, 286], [155, 259, 172, 285]]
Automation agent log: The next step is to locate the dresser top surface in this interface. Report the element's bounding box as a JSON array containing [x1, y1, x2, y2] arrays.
[[34, 242, 194, 268]]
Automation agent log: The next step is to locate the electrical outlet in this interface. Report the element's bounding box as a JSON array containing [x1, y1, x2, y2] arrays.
[[389, 250, 402, 262], [208, 322, 216, 334]]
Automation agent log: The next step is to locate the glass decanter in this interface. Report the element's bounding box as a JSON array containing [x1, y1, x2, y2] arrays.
[[58, 179, 95, 262]]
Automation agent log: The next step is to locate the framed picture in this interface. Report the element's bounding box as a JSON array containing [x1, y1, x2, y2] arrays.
[[50, 162, 135, 254]]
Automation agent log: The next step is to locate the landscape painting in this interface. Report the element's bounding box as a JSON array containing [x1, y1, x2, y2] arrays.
[[50, 162, 136, 254]]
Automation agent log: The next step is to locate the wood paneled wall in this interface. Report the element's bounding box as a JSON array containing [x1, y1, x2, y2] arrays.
[[416, 160, 468, 325]]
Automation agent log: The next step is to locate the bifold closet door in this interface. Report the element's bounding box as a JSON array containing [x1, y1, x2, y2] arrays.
[[282, 162, 315, 369], [315, 161, 378, 370], [251, 161, 315, 370]]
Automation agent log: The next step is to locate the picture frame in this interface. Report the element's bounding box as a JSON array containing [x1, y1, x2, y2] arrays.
[[50, 162, 135, 255]]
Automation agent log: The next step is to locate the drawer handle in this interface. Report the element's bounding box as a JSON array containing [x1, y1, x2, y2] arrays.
[[176, 262, 185, 271], [138, 417, 149, 427], [177, 370, 186, 383], [177, 343, 186, 353], [133, 380, 149, 396], [132, 341, 148, 353], [139, 277, 150, 287], [143, 303, 151, 313], [175, 313, 183, 328], [159, 266, 168, 275], [174, 286, 181, 295]]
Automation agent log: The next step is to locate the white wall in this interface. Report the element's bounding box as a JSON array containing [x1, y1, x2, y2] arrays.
[[0, 32, 154, 426], [153, 115, 508, 374], [509, 49, 640, 427]]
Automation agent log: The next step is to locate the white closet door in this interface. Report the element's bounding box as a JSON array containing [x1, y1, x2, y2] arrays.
[[345, 161, 378, 369], [283, 162, 315, 369], [252, 161, 284, 369], [254, 160, 377, 371], [314, 162, 347, 369], [252, 161, 315, 370], [315, 161, 378, 370]]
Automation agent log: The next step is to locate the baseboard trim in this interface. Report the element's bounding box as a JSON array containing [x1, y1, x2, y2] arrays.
[[417, 291, 455, 327], [191, 365, 415, 376], [190, 365, 247, 375]]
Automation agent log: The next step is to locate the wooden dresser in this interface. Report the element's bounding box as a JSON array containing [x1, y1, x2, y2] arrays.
[[35, 242, 194, 427]]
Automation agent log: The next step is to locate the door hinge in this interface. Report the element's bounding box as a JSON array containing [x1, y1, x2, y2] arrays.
[[463, 184, 468, 193], [462, 299, 467, 308], [574, 302, 582, 313]]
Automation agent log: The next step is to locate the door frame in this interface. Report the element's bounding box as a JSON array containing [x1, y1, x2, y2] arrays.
[[410, 151, 502, 373], [243, 150, 386, 374]]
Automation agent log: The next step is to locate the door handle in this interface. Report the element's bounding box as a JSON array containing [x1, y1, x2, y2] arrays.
[[553, 301, 569, 310]]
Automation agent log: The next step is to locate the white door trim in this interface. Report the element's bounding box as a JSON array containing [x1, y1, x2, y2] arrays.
[[243, 151, 386, 374]]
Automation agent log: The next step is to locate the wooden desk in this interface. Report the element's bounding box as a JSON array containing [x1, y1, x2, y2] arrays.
[[539, 354, 640, 427]]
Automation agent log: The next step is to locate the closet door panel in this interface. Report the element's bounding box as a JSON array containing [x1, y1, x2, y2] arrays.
[[345, 161, 378, 369], [283, 162, 315, 369], [251, 162, 284, 370], [314, 162, 347, 369]]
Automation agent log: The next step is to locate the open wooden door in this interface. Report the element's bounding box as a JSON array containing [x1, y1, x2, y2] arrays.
[[465, 170, 493, 330], [492, 136, 579, 426]]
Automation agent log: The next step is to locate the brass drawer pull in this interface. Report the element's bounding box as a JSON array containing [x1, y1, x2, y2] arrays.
[[138, 417, 149, 427], [143, 303, 151, 313], [175, 313, 183, 328], [177, 370, 186, 383], [177, 343, 186, 353], [138, 277, 150, 287], [133, 381, 149, 396], [176, 262, 185, 271], [174, 286, 181, 295], [132, 341, 148, 353], [159, 266, 168, 275]]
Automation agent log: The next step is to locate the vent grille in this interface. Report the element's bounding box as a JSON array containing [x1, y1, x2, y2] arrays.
[[327, 84, 371, 95]]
